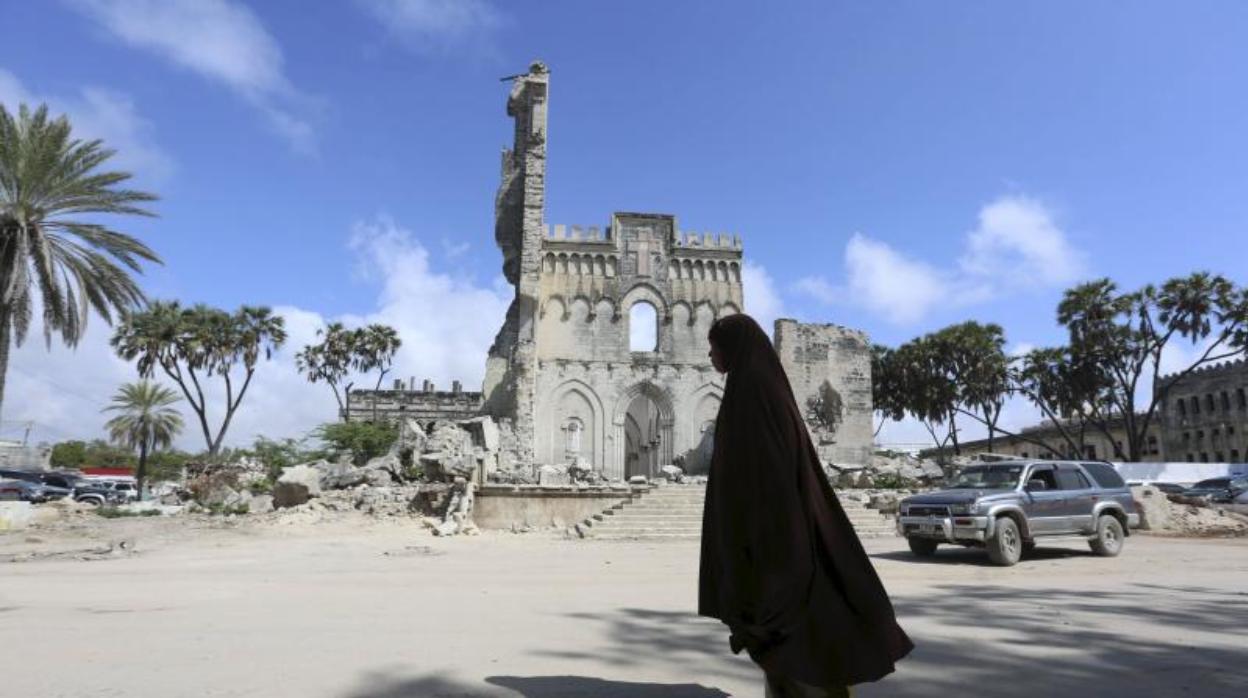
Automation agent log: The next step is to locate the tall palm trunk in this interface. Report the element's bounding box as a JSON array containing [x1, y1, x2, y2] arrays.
[[0, 306, 10, 422], [137, 438, 148, 501]]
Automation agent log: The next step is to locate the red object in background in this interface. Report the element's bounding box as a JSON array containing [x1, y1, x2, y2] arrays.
[[80, 467, 135, 477]]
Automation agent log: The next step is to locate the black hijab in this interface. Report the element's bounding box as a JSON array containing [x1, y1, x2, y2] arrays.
[[698, 313, 913, 688]]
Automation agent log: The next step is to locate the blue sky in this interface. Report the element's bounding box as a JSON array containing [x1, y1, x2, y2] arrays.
[[4, 0, 1247, 449]]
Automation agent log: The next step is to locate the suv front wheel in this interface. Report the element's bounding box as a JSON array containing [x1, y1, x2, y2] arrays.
[[907, 537, 939, 557], [987, 517, 1023, 566], [1089, 515, 1124, 557]]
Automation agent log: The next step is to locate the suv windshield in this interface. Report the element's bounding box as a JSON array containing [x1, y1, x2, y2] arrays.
[[948, 465, 1024, 489]]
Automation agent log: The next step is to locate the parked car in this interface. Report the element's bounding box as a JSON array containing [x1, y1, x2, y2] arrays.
[[94, 480, 139, 502], [896, 460, 1140, 566], [0, 478, 70, 503], [1181, 477, 1248, 504], [0, 469, 125, 506]]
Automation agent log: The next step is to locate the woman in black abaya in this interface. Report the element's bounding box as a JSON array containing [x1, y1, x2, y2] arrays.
[[698, 313, 913, 697]]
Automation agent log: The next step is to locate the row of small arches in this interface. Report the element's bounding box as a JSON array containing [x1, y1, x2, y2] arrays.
[[671, 259, 741, 283], [540, 296, 741, 325], [543, 253, 618, 277], [541, 252, 741, 283]]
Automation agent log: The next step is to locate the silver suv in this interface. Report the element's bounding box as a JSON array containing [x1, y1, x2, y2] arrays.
[[897, 460, 1140, 566]]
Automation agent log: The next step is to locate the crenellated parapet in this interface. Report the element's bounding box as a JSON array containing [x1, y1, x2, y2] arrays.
[[673, 231, 744, 251]]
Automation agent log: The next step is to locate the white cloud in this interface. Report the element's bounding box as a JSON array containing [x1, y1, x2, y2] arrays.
[[795, 195, 1082, 327], [960, 196, 1086, 288], [70, 0, 318, 153], [742, 261, 785, 339], [358, 0, 501, 52], [843, 233, 968, 326], [0, 69, 172, 181], [3, 216, 511, 450]]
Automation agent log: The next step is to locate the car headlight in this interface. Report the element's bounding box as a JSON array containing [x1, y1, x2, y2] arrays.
[[948, 503, 972, 516]]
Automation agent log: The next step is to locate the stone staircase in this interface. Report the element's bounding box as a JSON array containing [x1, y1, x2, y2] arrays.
[[580, 484, 897, 541]]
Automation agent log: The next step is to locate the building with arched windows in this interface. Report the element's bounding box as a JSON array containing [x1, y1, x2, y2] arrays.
[[479, 62, 874, 480]]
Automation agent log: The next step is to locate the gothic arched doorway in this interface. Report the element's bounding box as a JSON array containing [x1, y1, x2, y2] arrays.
[[610, 382, 674, 481], [625, 393, 663, 479]]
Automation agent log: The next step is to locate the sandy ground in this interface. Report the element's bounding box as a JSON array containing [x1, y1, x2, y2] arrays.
[[1, 516, 1246, 697]]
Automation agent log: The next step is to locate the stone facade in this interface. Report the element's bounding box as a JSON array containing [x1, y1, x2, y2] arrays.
[[0, 440, 50, 469], [1156, 359, 1248, 463], [347, 378, 483, 423], [774, 320, 874, 466], [478, 62, 874, 478]]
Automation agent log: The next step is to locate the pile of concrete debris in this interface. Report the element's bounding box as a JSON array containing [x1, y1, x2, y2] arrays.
[[176, 416, 506, 536], [1132, 486, 1248, 537], [824, 452, 947, 489]]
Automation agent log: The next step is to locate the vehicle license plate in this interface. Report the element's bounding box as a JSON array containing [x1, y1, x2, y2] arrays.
[[919, 523, 936, 533]]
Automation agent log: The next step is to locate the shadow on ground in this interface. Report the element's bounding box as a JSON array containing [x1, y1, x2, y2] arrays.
[[871, 544, 1093, 566], [533, 583, 1246, 697], [342, 581, 1247, 697], [858, 582, 1248, 697], [342, 672, 730, 697]]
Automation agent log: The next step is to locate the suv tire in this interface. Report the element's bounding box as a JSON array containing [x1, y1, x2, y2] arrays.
[[987, 517, 1022, 566], [907, 537, 939, 557], [1089, 515, 1124, 557]]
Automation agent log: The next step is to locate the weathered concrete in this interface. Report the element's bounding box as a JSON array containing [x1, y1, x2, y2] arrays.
[[0, 501, 35, 530], [474, 485, 633, 530], [774, 319, 874, 466]]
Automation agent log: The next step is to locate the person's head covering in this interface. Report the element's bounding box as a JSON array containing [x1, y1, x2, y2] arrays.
[[707, 313, 793, 406], [699, 312, 913, 689]]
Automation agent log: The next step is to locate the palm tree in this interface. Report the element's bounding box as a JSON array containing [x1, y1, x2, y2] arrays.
[[0, 103, 160, 419], [103, 381, 183, 499]]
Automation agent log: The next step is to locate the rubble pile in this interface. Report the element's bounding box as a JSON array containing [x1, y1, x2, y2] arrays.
[[1133, 486, 1248, 537], [824, 452, 947, 489]]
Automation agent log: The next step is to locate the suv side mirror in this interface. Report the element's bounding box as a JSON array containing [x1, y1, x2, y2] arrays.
[[1026, 479, 1048, 492]]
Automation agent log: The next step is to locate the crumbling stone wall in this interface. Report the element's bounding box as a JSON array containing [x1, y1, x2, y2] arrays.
[[346, 379, 483, 423], [477, 62, 874, 481], [482, 61, 550, 467], [774, 319, 874, 466], [480, 63, 743, 480]]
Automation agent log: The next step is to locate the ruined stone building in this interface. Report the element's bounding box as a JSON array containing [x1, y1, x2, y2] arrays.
[[477, 62, 873, 480], [1157, 359, 1248, 463], [344, 379, 483, 423], [350, 62, 873, 480]]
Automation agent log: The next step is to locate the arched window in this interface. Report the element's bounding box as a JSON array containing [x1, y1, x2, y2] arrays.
[[629, 301, 658, 352]]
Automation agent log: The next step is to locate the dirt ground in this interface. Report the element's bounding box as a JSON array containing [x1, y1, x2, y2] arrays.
[[1, 515, 1246, 697]]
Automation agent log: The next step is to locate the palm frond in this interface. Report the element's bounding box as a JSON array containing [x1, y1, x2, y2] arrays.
[[0, 101, 161, 356]]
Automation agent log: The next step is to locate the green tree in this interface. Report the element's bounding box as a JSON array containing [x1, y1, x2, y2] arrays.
[[936, 322, 1010, 453], [1045, 273, 1248, 461], [296, 322, 356, 418], [316, 421, 397, 465], [296, 322, 402, 421], [111, 301, 287, 454], [357, 324, 403, 391], [870, 344, 906, 438], [0, 103, 160, 419], [102, 381, 184, 497], [50, 440, 89, 468]]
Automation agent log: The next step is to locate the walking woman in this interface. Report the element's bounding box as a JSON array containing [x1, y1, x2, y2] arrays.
[[698, 314, 913, 697]]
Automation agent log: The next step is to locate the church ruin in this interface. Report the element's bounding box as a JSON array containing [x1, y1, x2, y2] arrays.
[[479, 61, 872, 478], [351, 61, 874, 480]]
